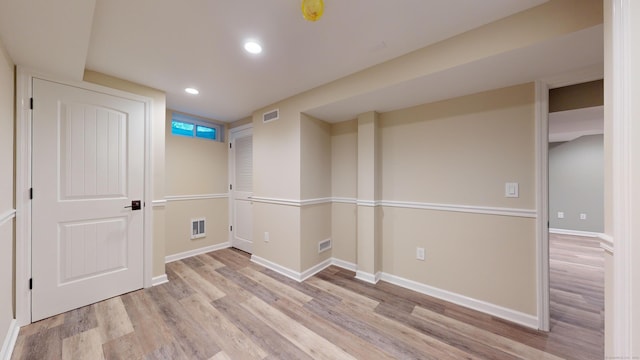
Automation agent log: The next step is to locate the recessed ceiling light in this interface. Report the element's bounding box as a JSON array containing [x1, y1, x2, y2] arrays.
[[185, 88, 199, 95], [244, 41, 262, 54]]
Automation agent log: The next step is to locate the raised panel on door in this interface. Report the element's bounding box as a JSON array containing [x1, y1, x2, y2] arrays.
[[31, 78, 145, 321]]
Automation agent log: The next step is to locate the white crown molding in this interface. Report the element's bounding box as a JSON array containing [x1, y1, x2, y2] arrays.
[[0, 319, 19, 360], [165, 193, 229, 202], [379, 272, 538, 330], [165, 242, 231, 263], [0, 209, 16, 227], [549, 228, 600, 238]]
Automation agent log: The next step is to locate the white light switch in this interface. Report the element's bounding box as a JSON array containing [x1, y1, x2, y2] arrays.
[[580, 213, 587, 220], [557, 212, 565, 219], [505, 182, 519, 198]]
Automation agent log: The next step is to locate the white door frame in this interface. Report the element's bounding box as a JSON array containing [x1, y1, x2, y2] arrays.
[[15, 67, 154, 326], [534, 64, 604, 331], [227, 123, 253, 248]]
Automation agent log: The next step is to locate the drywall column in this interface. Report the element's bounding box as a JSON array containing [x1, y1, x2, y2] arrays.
[[356, 111, 381, 283]]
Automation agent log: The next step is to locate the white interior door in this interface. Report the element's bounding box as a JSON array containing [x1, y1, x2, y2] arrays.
[[31, 78, 145, 321], [230, 127, 253, 253]]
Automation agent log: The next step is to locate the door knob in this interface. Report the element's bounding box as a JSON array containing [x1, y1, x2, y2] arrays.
[[124, 200, 142, 210]]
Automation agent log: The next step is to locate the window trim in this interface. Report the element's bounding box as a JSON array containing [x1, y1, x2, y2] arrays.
[[171, 112, 224, 142]]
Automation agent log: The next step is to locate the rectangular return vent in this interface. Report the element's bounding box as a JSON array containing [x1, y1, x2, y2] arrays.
[[318, 238, 332, 253], [263, 109, 279, 123], [191, 218, 206, 239]]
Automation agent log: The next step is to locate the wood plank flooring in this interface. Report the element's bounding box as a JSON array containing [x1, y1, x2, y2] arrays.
[[12, 233, 603, 359]]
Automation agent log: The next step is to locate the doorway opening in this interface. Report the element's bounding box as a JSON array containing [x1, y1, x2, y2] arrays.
[[546, 80, 604, 357]]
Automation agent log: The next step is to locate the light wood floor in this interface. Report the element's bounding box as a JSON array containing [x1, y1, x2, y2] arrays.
[[12, 233, 603, 359]]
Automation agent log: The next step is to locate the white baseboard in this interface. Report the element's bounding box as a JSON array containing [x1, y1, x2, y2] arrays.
[[379, 272, 538, 330], [165, 242, 231, 263], [251, 256, 350, 282], [0, 319, 19, 360], [300, 258, 333, 281], [331, 258, 357, 272], [355, 270, 381, 284], [251, 255, 303, 282], [151, 274, 169, 286], [549, 228, 600, 237]]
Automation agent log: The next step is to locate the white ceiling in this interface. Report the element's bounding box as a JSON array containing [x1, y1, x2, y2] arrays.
[[0, 0, 562, 123]]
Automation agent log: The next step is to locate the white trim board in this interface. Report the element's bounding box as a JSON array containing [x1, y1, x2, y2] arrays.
[[355, 270, 382, 284], [251, 256, 352, 283], [549, 228, 601, 238], [151, 200, 167, 208], [598, 233, 614, 254], [165, 193, 229, 202], [165, 242, 231, 263], [250, 197, 536, 218], [151, 274, 169, 286], [379, 272, 538, 330], [0, 209, 15, 227], [0, 319, 19, 360]]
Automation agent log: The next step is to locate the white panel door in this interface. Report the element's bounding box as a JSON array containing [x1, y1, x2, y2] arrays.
[[230, 128, 253, 253], [31, 78, 145, 321]]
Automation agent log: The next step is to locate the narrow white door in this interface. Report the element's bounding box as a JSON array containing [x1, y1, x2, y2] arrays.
[[31, 78, 145, 321], [230, 127, 253, 253]]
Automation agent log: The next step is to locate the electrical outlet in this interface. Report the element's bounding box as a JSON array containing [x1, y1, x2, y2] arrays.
[[580, 213, 587, 220], [416, 247, 425, 261], [264, 232, 270, 242], [557, 212, 564, 219]]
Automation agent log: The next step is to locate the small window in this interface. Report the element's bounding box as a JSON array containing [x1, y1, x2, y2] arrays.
[[171, 113, 223, 142]]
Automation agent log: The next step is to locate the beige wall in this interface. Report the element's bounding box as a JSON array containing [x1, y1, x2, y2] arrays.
[[83, 70, 167, 277], [331, 120, 357, 264], [299, 113, 332, 271], [301, 204, 332, 271], [380, 83, 535, 208], [165, 109, 229, 256], [250, 103, 302, 270], [0, 37, 14, 346], [379, 84, 536, 314], [300, 113, 331, 200], [253, 202, 301, 271], [327, 83, 537, 314]]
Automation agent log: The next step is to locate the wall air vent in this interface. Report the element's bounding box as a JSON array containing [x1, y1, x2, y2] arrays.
[[263, 109, 279, 123], [318, 238, 332, 253], [191, 218, 206, 239]]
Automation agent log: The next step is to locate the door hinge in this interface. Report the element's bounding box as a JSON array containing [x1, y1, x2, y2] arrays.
[[230, 184, 232, 190], [29, 188, 33, 199], [230, 225, 233, 231], [229, 142, 232, 149], [29, 278, 32, 290], [30, 98, 33, 110]]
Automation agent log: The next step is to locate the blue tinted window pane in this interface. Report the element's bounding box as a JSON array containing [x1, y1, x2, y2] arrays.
[[196, 125, 216, 140], [172, 120, 194, 137]]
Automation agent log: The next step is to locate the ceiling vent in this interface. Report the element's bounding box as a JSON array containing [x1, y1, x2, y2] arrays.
[[263, 109, 279, 123]]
